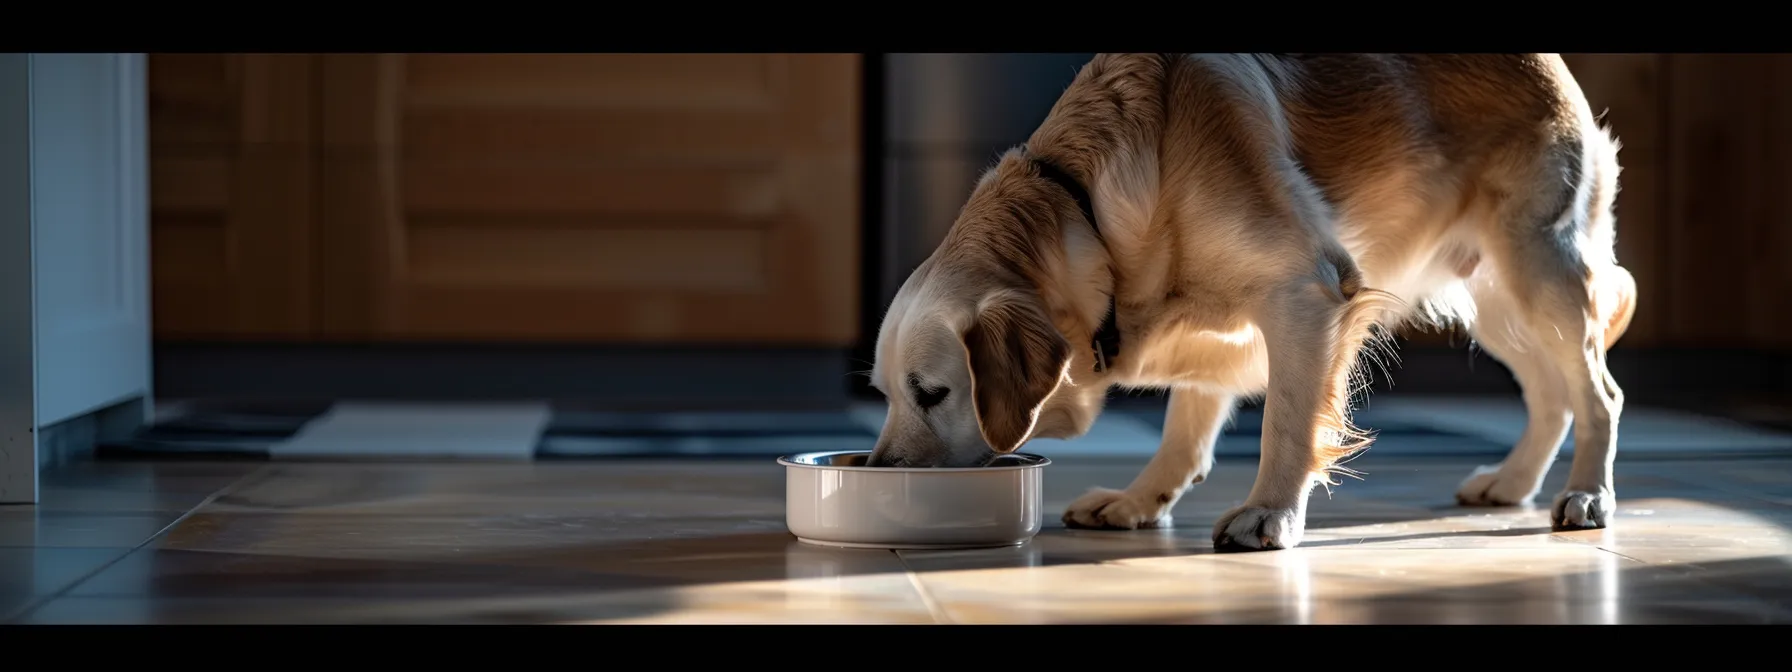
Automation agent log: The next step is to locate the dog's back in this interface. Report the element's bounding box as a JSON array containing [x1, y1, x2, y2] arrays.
[[1155, 54, 1615, 323], [1026, 54, 1614, 323], [1265, 53, 1597, 204]]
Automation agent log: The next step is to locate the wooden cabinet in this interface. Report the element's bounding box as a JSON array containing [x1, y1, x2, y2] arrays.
[[1660, 55, 1792, 349], [148, 53, 863, 345], [148, 54, 317, 339]]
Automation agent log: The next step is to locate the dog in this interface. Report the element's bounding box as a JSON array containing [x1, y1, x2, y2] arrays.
[[864, 53, 1638, 552]]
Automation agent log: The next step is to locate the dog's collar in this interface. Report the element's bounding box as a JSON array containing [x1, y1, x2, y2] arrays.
[[1029, 154, 1122, 373]]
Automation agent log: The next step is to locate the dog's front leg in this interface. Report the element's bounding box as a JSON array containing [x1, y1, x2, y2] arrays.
[[1212, 278, 1375, 551], [1063, 387, 1236, 530]]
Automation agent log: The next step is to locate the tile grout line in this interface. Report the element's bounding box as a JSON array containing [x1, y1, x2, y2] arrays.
[[1586, 544, 1648, 564], [892, 551, 956, 625], [7, 463, 277, 623]]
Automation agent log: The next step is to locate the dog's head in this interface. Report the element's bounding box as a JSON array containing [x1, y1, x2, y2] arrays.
[[866, 153, 1112, 468]]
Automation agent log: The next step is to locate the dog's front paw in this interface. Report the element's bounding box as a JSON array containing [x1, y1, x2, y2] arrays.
[[1455, 464, 1543, 506], [1212, 505, 1305, 551], [1552, 488, 1614, 531], [1062, 488, 1173, 530]]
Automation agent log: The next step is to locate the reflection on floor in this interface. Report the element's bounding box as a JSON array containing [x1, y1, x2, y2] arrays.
[[5, 447, 1790, 623]]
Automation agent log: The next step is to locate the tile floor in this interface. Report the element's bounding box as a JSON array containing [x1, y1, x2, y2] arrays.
[[5, 447, 1790, 624]]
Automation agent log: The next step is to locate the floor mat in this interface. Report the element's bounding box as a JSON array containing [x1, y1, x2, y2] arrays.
[[103, 396, 1792, 461], [113, 401, 331, 457], [853, 404, 1516, 459], [539, 410, 876, 458], [1364, 397, 1792, 455], [270, 402, 551, 460]]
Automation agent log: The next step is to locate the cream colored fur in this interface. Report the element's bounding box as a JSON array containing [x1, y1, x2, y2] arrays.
[[867, 54, 1638, 551]]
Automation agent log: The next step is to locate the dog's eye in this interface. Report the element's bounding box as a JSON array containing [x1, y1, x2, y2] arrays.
[[915, 386, 949, 410], [907, 374, 950, 411]]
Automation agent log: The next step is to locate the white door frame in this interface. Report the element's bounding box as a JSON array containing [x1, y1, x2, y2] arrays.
[[0, 53, 155, 504]]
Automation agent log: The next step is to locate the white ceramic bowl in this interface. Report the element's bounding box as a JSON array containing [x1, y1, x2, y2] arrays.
[[778, 450, 1051, 550]]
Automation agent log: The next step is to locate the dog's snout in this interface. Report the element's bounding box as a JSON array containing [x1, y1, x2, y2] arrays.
[[866, 452, 909, 468]]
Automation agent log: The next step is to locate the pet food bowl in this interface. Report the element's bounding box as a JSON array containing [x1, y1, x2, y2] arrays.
[[778, 450, 1051, 550]]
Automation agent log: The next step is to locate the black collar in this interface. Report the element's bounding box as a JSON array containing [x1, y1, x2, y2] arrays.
[[1030, 155, 1122, 373]]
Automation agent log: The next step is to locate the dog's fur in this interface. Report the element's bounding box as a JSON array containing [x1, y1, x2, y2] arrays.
[[866, 54, 1638, 551]]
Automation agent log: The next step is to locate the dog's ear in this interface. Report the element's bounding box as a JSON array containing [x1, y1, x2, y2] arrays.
[[962, 294, 1072, 454]]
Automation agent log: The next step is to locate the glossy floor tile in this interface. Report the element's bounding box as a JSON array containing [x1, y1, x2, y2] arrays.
[[0, 511, 188, 548], [5, 449, 1792, 624], [22, 573, 942, 625], [25, 462, 262, 514], [0, 547, 135, 620]]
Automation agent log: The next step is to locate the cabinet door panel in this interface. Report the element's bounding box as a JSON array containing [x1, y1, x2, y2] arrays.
[[318, 53, 862, 344], [148, 53, 317, 340]]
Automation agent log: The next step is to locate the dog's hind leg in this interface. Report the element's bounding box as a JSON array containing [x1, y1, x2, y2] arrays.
[[1454, 281, 1575, 506], [1519, 260, 1632, 530], [1465, 137, 1634, 530], [1063, 387, 1235, 530]]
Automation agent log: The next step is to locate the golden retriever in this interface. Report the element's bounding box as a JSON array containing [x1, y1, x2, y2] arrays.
[[864, 54, 1638, 551]]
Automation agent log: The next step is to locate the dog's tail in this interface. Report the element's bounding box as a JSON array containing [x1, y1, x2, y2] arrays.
[[1595, 263, 1637, 351], [1312, 284, 1404, 486]]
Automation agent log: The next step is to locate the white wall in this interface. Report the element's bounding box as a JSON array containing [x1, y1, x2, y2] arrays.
[[0, 53, 153, 504], [1, 54, 36, 503]]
